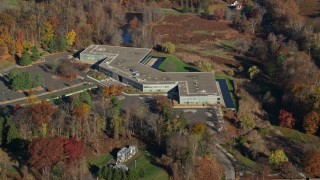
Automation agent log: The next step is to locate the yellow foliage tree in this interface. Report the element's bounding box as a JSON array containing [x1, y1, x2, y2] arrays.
[[66, 29, 76, 46], [42, 22, 54, 46]]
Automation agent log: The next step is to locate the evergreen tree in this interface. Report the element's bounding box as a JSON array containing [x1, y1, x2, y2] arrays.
[[19, 48, 32, 66], [59, 36, 67, 52], [33, 73, 41, 88], [111, 97, 121, 116], [80, 91, 92, 107], [31, 46, 40, 61], [48, 39, 56, 53], [106, 166, 113, 180], [4, 118, 19, 145], [98, 165, 114, 180], [127, 169, 138, 180], [112, 169, 123, 180]]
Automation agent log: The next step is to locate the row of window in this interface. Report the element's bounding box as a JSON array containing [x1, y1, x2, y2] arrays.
[[144, 85, 172, 89]]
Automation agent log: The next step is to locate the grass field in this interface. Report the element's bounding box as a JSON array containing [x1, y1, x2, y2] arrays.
[[161, 8, 181, 15], [87, 153, 113, 167], [274, 126, 320, 149], [177, 43, 235, 60], [127, 151, 169, 180], [228, 148, 256, 170], [4, 0, 18, 7], [152, 53, 199, 72]]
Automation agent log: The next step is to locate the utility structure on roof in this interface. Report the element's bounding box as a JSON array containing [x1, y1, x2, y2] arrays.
[[80, 45, 227, 106]]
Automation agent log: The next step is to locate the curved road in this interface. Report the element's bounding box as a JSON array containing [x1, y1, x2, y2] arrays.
[[214, 146, 236, 180]]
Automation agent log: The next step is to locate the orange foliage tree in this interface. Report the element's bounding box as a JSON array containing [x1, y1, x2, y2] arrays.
[[305, 151, 320, 177], [103, 85, 124, 97], [15, 29, 24, 54], [193, 156, 223, 180], [30, 100, 56, 125], [303, 111, 320, 134], [192, 123, 207, 137], [72, 103, 91, 120]]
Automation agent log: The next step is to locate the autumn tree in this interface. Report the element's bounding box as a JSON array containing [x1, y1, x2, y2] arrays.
[[30, 100, 56, 136], [15, 29, 23, 54], [66, 29, 76, 46], [278, 109, 295, 128], [248, 65, 260, 79], [64, 138, 84, 164], [162, 42, 175, 54], [72, 103, 91, 120], [269, 149, 289, 168], [42, 21, 55, 49], [200, 62, 213, 72], [103, 85, 124, 97], [303, 111, 320, 134], [193, 156, 223, 180], [155, 95, 172, 112], [305, 151, 320, 177], [28, 137, 66, 172], [239, 114, 256, 131]]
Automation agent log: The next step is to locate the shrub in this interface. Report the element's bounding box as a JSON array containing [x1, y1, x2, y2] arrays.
[[162, 42, 175, 54], [269, 149, 289, 168], [19, 48, 32, 66]]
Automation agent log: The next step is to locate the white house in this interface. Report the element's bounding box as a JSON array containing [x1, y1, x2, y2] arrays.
[[116, 145, 138, 164]]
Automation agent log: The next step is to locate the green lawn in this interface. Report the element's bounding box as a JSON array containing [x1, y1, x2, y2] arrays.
[[274, 126, 320, 148], [4, 0, 18, 7], [228, 148, 256, 170], [87, 153, 113, 167], [152, 53, 199, 72], [161, 8, 181, 15], [127, 151, 169, 180]]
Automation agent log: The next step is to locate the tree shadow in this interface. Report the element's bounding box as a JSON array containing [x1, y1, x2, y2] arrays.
[[184, 66, 199, 72], [265, 135, 306, 165], [144, 151, 173, 176], [38, 64, 52, 73], [0, 74, 10, 87], [110, 148, 121, 160], [73, 49, 84, 58], [2, 138, 30, 178], [214, 43, 236, 52], [88, 164, 100, 177], [14, 54, 20, 65]]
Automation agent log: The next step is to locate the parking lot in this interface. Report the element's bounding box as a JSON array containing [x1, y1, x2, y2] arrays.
[[0, 53, 98, 104], [119, 95, 224, 132]]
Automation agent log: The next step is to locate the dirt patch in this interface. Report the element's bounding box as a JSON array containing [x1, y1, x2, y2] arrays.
[[154, 14, 242, 44]]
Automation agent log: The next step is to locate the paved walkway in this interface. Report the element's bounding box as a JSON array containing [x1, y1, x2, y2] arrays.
[[214, 144, 236, 180]]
